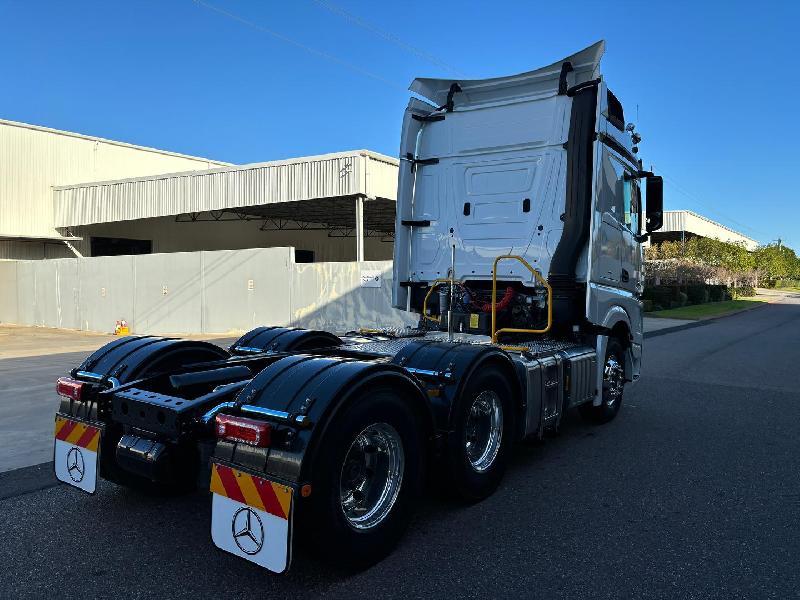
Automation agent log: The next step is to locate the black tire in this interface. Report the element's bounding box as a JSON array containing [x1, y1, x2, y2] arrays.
[[445, 364, 515, 501], [579, 337, 626, 424], [302, 386, 424, 570]]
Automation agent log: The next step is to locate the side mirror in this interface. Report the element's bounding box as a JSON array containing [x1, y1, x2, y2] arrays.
[[645, 176, 663, 233]]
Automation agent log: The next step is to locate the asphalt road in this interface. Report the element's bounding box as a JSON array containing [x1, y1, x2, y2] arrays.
[[2, 294, 800, 599]]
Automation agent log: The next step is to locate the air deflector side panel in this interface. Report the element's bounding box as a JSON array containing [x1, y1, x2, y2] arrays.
[[548, 84, 599, 328]]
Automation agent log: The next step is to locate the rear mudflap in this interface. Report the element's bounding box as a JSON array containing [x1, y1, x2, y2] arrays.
[[209, 461, 296, 573], [53, 414, 105, 494]]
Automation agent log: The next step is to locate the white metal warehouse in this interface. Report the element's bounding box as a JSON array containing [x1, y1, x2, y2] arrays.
[[0, 118, 406, 334], [0, 118, 398, 263], [649, 210, 758, 250], [0, 118, 229, 260]]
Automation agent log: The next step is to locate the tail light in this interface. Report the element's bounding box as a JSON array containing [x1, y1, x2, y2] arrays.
[[215, 414, 271, 447], [56, 377, 85, 401]]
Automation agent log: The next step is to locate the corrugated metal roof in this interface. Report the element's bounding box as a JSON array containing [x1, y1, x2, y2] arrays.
[[0, 118, 230, 166], [54, 150, 400, 228], [0, 118, 230, 238]]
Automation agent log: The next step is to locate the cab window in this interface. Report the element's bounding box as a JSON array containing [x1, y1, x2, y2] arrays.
[[623, 178, 641, 234]]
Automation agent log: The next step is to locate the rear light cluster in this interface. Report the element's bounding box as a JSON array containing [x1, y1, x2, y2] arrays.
[[215, 414, 272, 447], [56, 377, 85, 401]]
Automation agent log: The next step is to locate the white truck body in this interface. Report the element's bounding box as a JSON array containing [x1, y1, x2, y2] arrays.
[[393, 41, 649, 378]]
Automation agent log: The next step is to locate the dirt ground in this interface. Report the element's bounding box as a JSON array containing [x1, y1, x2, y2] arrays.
[[0, 325, 114, 360], [0, 324, 237, 360]]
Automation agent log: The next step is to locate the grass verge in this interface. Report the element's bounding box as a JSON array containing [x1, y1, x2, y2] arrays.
[[645, 298, 766, 320]]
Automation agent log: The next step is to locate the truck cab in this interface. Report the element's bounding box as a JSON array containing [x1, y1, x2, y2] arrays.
[[393, 40, 663, 382]]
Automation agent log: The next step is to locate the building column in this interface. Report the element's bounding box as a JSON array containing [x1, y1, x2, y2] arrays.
[[355, 195, 365, 262]]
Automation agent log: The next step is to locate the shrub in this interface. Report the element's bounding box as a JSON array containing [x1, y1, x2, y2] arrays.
[[775, 279, 800, 289], [677, 291, 688, 307], [685, 285, 712, 305], [650, 286, 674, 308], [731, 286, 755, 298], [686, 285, 705, 305], [708, 285, 727, 302], [643, 299, 654, 312]]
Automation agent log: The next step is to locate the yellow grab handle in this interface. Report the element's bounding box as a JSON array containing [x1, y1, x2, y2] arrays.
[[491, 255, 552, 344]]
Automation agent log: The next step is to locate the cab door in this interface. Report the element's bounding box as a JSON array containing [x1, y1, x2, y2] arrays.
[[592, 147, 640, 293], [592, 148, 627, 284]]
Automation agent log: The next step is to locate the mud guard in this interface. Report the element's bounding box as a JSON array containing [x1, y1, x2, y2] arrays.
[[390, 340, 521, 433], [213, 354, 433, 485], [229, 327, 342, 356], [63, 336, 230, 486], [72, 336, 230, 385]]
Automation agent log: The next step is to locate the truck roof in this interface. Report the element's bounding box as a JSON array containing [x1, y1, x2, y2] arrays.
[[410, 40, 605, 108]]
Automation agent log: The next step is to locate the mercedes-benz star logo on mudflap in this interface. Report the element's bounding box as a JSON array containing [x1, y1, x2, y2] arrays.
[[231, 506, 264, 555], [66, 447, 85, 483]]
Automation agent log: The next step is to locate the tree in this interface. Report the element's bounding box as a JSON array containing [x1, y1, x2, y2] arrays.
[[646, 237, 757, 286], [647, 237, 799, 288], [753, 243, 798, 283]]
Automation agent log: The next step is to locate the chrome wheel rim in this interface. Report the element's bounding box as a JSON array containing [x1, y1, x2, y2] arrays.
[[339, 422, 404, 530], [465, 390, 503, 472], [603, 355, 625, 407]]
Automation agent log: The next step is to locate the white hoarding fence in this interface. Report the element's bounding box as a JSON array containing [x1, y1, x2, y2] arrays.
[[0, 248, 415, 335]]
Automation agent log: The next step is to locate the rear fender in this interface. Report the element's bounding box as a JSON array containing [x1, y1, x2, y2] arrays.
[[64, 337, 230, 476], [390, 341, 521, 434], [229, 327, 342, 356], [214, 355, 433, 484], [73, 336, 230, 386], [63, 336, 230, 422]]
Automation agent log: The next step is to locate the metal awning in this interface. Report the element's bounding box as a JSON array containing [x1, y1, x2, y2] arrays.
[[53, 150, 399, 229], [173, 197, 396, 237], [53, 150, 400, 261]]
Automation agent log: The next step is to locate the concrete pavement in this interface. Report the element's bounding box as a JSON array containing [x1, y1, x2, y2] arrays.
[[643, 316, 694, 333]]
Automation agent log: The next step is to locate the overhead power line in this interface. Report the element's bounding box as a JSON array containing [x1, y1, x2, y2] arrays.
[[311, 0, 465, 77], [192, 0, 407, 92], [659, 172, 768, 240]]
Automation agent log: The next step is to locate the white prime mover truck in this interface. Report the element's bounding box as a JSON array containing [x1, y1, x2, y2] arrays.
[[53, 41, 663, 573]]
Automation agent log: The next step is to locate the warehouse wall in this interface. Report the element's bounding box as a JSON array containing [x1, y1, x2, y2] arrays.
[[70, 217, 394, 261], [0, 119, 228, 239], [0, 249, 413, 334], [292, 261, 415, 331]]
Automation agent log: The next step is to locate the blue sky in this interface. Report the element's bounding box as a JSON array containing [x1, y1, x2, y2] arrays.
[[1, 0, 797, 249]]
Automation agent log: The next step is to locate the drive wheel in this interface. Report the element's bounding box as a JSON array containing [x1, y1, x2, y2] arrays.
[[304, 386, 424, 570], [445, 365, 515, 501], [580, 338, 626, 424]]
